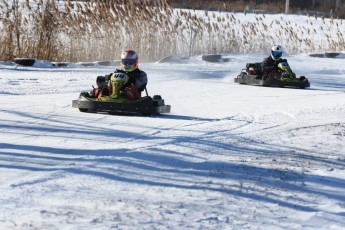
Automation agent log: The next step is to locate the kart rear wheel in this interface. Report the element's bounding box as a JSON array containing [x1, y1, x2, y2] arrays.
[[79, 108, 88, 113]]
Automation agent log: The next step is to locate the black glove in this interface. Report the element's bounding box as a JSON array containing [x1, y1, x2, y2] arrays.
[[96, 75, 107, 83], [105, 74, 112, 81]]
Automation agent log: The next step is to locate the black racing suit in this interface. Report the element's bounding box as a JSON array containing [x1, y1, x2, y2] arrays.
[[97, 68, 147, 98], [261, 56, 287, 76], [113, 68, 148, 92]]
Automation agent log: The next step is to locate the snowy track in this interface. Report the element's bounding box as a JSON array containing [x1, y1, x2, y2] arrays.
[[1, 54, 345, 229]]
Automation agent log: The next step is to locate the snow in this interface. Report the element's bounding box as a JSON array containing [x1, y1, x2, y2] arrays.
[[2, 2, 345, 226], [1, 52, 345, 229]]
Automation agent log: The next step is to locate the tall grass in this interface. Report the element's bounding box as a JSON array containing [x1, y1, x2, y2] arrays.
[[1, 0, 344, 62]]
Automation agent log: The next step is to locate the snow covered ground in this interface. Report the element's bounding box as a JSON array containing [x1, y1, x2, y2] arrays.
[[0, 53, 345, 229]]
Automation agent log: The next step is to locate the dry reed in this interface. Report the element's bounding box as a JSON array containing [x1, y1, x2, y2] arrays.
[[0, 0, 344, 62]]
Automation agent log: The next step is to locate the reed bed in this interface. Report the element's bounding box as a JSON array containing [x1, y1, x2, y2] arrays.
[[1, 0, 344, 62]]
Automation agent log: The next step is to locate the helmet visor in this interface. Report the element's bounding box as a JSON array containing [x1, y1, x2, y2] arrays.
[[271, 51, 282, 59], [121, 59, 136, 65]]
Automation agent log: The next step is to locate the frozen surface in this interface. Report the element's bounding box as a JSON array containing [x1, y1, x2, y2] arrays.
[[1, 53, 345, 229]]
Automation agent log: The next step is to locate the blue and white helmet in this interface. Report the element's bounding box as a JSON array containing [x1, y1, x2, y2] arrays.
[[271, 45, 283, 60]]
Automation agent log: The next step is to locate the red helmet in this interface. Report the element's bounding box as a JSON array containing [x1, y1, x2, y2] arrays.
[[120, 50, 138, 72]]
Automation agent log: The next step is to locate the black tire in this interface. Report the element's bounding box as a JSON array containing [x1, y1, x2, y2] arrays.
[[79, 108, 88, 113], [80, 91, 90, 97], [153, 95, 162, 100], [299, 76, 306, 81]]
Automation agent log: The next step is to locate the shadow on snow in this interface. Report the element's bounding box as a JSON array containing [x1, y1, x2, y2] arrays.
[[1, 109, 345, 215]]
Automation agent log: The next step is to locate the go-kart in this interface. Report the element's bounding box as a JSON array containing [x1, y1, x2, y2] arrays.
[[72, 73, 171, 115], [235, 61, 310, 89]]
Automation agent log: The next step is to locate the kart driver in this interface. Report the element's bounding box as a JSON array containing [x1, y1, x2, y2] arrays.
[[113, 49, 148, 100], [261, 45, 286, 74]]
